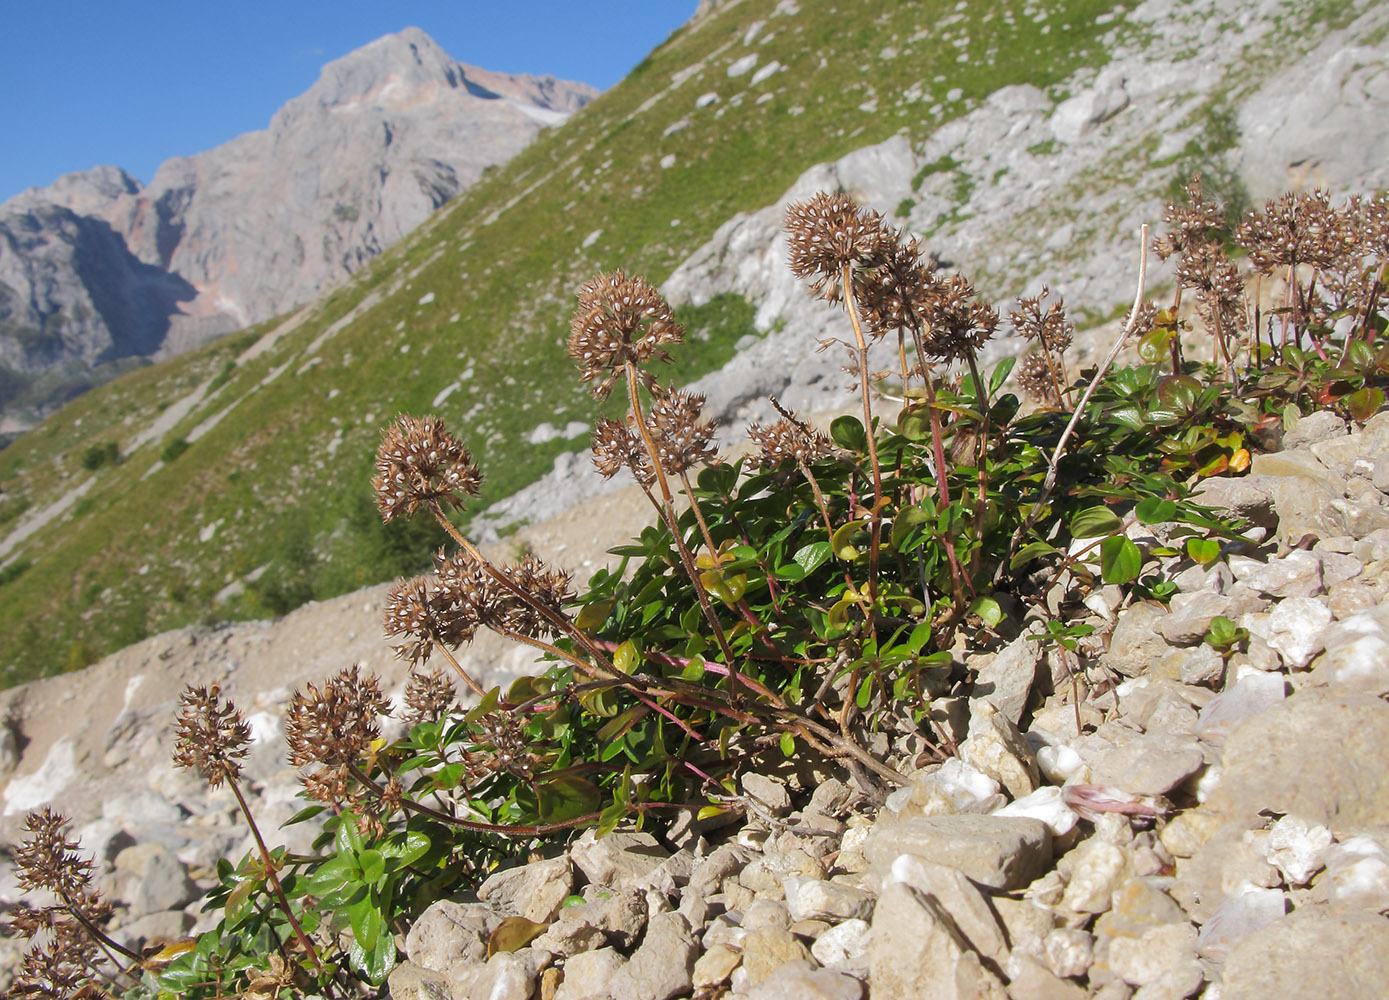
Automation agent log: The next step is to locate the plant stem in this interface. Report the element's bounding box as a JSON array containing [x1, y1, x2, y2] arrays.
[[840, 262, 884, 622], [1002, 225, 1149, 577], [622, 363, 739, 679], [226, 775, 324, 972]]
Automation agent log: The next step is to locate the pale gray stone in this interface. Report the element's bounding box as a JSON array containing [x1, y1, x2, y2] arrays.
[[112, 843, 197, 913], [810, 918, 871, 969], [405, 901, 504, 973], [742, 773, 793, 816], [1004, 955, 1089, 1000], [782, 875, 875, 923], [477, 855, 573, 923], [1194, 671, 1286, 745], [969, 634, 1041, 724], [1072, 727, 1205, 796], [1221, 908, 1389, 1000], [866, 814, 1052, 890], [1059, 838, 1129, 914], [887, 853, 1008, 962], [1104, 603, 1171, 676], [738, 926, 813, 989], [959, 702, 1040, 800], [605, 912, 697, 1000], [739, 849, 826, 897], [744, 960, 864, 1000], [1282, 410, 1348, 450], [386, 960, 452, 1000], [868, 882, 1007, 1000], [1228, 550, 1324, 599], [1043, 927, 1094, 978], [452, 948, 551, 1000], [1208, 691, 1389, 829], [569, 829, 669, 889], [534, 887, 646, 956], [554, 947, 625, 1000], [1195, 885, 1286, 961]]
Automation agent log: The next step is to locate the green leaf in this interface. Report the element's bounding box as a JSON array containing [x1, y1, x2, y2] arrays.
[[1135, 497, 1177, 524], [1347, 386, 1385, 423], [348, 923, 397, 984], [793, 541, 832, 575], [1186, 537, 1221, 565], [348, 895, 384, 953], [382, 829, 431, 869], [1071, 505, 1123, 538], [1010, 540, 1057, 569], [597, 801, 626, 838], [830, 414, 868, 451], [358, 849, 386, 885], [989, 356, 1016, 395], [1100, 535, 1142, 585], [283, 804, 326, 827], [613, 639, 639, 674], [779, 731, 796, 757], [968, 596, 1004, 628], [335, 814, 364, 857], [831, 519, 866, 560], [303, 854, 356, 896], [855, 675, 873, 709], [889, 506, 930, 548], [906, 621, 932, 655]]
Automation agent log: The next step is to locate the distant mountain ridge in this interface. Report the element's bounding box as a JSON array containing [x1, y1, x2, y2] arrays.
[[0, 27, 596, 434]]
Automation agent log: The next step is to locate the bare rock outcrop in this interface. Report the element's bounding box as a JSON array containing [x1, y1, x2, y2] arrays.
[[0, 27, 595, 429]]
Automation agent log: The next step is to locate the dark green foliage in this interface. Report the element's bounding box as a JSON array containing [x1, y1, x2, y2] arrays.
[[160, 437, 190, 463], [79, 441, 120, 470]]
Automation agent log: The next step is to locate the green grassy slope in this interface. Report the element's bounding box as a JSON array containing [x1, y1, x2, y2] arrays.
[[0, 0, 1128, 686]]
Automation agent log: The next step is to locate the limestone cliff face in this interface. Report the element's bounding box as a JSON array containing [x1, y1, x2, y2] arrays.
[[0, 27, 595, 426]]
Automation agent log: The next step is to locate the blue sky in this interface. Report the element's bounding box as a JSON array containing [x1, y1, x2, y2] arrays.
[[0, 1, 695, 202]]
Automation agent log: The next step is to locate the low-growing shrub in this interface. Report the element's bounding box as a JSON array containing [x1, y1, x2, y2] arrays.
[[9, 180, 1386, 997]]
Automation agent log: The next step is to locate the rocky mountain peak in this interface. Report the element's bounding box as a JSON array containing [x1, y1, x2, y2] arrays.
[[0, 28, 596, 433]]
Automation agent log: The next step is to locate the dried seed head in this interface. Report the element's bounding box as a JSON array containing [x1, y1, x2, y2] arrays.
[[592, 415, 655, 486], [383, 574, 478, 665], [14, 810, 99, 904], [921, 274, 998, 362], [172, 684, 252, 789], [1154, 174, 1226, 261], [747, 418, 833, 468], [9, 912, 103, 999], [500, 555, 574, 638], [855, 231, 943, 339], [1010, 287, 1074, 354], [648, 390, 718, 477], [286, 666, 388, 770], [1236, 189, 1342, 274], [1016, 352, 1060, 405], [785, 192, 893, 301], [402, 667, 457, 727], [373, 414, 482, 523], [567, 271, 683, 399]]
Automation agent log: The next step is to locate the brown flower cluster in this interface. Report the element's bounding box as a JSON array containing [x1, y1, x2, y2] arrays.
[[286, 666, 388, 805], [9, 809, 113, 998], [567, 271, 684, 399], [373, 414, 482, 522], [591, 391, 717, 485], [856, 232, 944, 343], [402, 667, 457, 727], [785, 192, 893, 301], [172, 684, 252, 789], [1236, 189, 1344, 274], [592, 415, 654, 486], [747, 417, 833, 469], [1010, 287, 1073, 405], [384, 551, 573, 666], [920, 274, 999, 363]]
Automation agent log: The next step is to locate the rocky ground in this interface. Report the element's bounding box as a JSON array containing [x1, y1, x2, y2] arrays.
[[3, 401, 1389, 997]]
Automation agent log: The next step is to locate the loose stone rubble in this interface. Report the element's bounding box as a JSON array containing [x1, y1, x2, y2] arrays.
[[5, 410, 1389, 998]]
